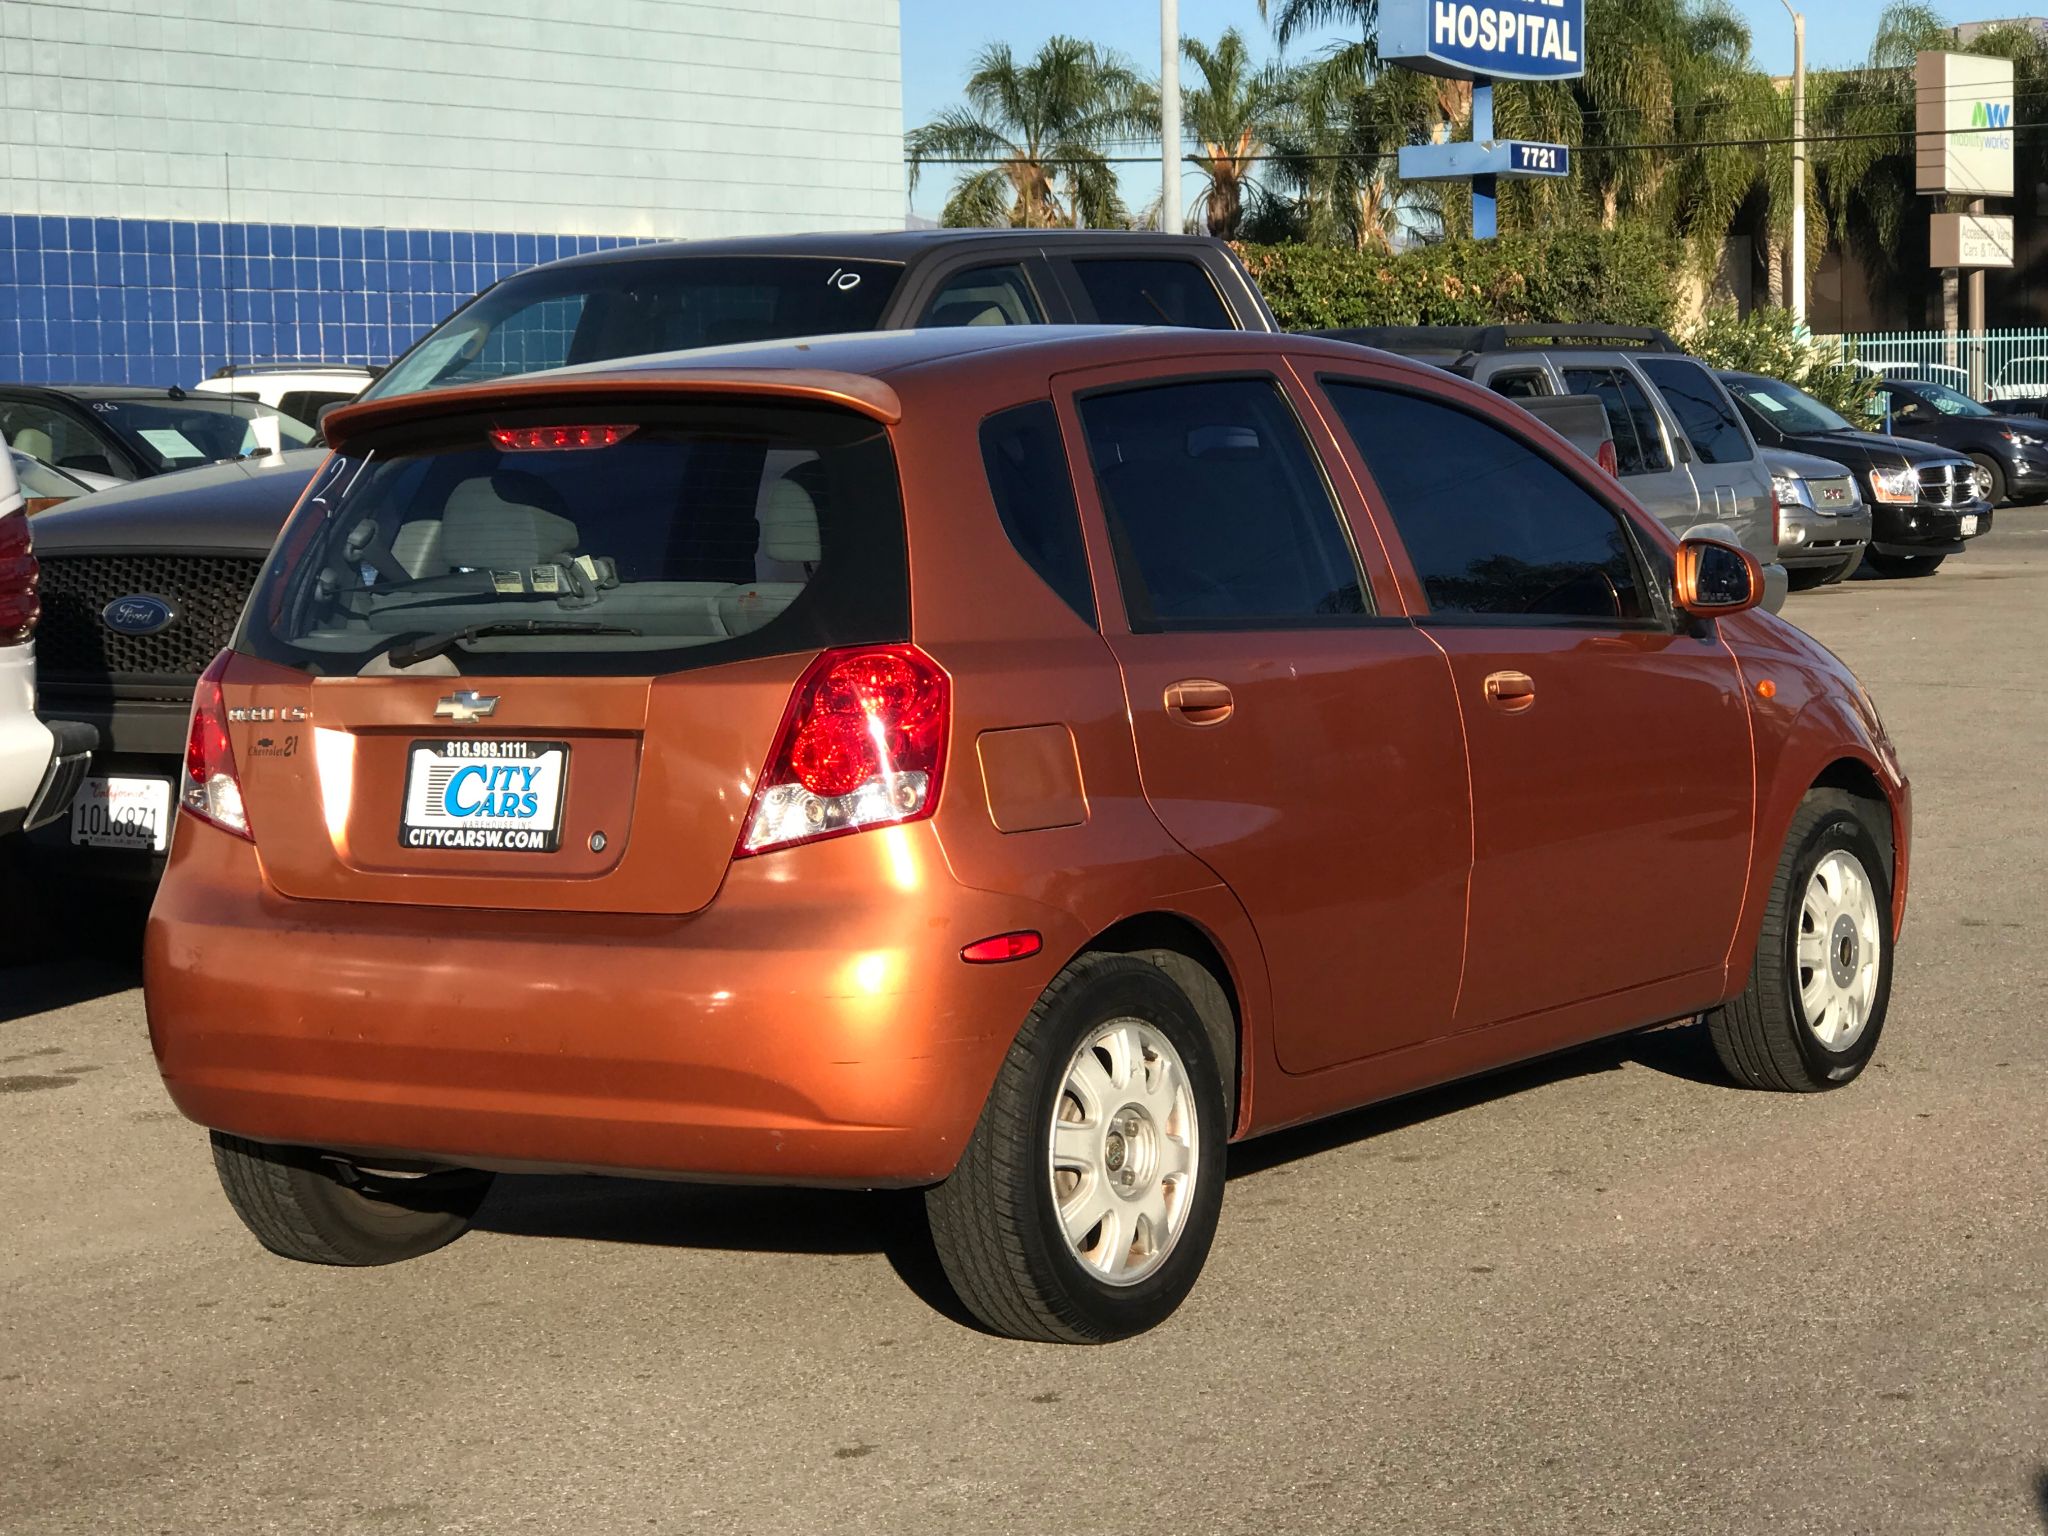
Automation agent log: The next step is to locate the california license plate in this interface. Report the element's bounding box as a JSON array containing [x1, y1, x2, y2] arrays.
[[1961, 514, 1981, 536], [69, 776, 173, 851], [401, 740, 568, 852]]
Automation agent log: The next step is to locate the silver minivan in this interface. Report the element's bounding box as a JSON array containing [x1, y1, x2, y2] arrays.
[[1322, 326, 1789, 611]]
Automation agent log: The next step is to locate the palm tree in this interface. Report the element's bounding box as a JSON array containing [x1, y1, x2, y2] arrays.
[[1258, 55, 1453, 249], [906, 37, 1150, 229], [1181, 30, 1291, 236], [1258, 0, 1378, 77]]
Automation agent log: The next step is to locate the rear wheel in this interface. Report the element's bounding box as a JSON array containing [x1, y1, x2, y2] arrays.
[[1863, 550, 1945, 578], [1969, 452, 2007, 507], [211, 1132, 493, 1265], [925, 954, 1227, 1343], [1706, 791, 1893, 1092]]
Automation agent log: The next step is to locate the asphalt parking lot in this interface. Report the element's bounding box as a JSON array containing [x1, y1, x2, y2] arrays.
[[4, 516, 2045, 1535]]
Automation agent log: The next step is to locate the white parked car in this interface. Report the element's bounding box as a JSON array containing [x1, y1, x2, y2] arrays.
[[0, 444, 94, 845], [190, 364, 376, 427]]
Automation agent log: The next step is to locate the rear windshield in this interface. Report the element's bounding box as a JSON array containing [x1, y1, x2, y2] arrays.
[[238, 402, 908, 678], [366, 257, 904, 399], [102, 398, 321, 472]]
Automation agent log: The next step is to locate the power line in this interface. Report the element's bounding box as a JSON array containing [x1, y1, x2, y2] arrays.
[[909, 114, 2046, 167]]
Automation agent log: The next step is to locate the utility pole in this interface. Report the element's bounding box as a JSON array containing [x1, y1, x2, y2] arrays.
[[1781, 0, 1806, 328], [1160, 0, 1181, 233]]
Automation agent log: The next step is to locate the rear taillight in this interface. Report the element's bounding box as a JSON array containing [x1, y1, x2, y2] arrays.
[[738, 645, 949, 857], [0, 508, 39, 644], [181, 651, 253, 841], [1596, 439, 1619, 478]]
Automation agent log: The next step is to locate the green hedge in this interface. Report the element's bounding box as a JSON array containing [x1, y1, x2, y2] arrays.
[[1236, 226, 1684, 333]]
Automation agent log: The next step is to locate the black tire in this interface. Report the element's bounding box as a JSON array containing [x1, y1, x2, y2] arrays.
[[1969, 452, 2007, 507], [1786, 566, 1832, 592], [925, 953, 1228, 1343], [1706, 791, 1894, 1092], [1823, 548, 1865, 585], [210, 1131, 493, 1265], [1863, 550, 1944, 578]]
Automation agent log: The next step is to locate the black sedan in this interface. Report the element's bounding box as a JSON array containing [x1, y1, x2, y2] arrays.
[[0, 385, 318, 483], [1870, 376, 2048, 507], [1719, 371, 1992, 579]]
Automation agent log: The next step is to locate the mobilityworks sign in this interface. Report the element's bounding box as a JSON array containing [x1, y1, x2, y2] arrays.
[[1915, 50, 2014, 198], [1382, 0, 1587, 82]]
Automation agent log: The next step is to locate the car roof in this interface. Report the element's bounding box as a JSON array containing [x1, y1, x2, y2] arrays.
[[324, 326, 1431, 446], [0, 383, 209, 401], [539, 228, 1231, 272]]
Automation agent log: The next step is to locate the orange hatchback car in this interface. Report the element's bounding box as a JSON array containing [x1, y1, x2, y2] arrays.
[[146, 328, 1910, 1342]]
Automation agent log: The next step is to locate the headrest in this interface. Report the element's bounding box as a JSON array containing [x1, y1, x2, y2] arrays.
[[440, 476, 578, 572], [926, 301, 1007, 328], [761, 477, 820, 565], [11, 428, 54, 463]]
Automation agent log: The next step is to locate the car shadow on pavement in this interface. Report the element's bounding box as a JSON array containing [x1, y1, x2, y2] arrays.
[[469, 1019, 1734, 1332], [2035, 1468, 2048, 1530], [1226, 1018, 1730, 1179], [0, 954, 144, 1022], [472, 1177, 984, 1329]]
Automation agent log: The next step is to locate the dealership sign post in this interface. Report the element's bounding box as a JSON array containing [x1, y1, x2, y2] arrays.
[[1386, 0, 1586, 238], [1915, 50, 2015, 386]]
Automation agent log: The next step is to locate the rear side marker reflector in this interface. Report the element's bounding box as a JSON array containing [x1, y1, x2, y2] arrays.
[[961, 932, 1044, 964], [489, 424, 636, 452]]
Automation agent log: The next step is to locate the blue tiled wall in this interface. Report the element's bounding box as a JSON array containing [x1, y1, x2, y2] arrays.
[[0, 215, 650, 387]]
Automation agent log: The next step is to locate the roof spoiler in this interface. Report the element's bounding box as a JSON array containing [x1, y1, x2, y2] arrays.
[[1314, 324, 1682, 367]]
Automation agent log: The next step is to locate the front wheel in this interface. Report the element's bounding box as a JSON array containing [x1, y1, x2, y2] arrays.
[[925, 954, 1227, 1343], [1863, 550, 1945, 578], [211, 1132, 494, 1265], [1707, 791, 1894, 1092], [1968, 452, 2007, 507]]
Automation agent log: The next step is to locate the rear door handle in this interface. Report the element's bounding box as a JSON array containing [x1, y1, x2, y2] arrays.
[[1483, 670, 1537, 713], [1164, 678, 1234, 727]]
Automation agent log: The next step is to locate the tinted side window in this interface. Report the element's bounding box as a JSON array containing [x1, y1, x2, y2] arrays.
[[922, 265, 1044, 327], [1488, 371, 1552, 399], [1564, 366, 1672, 475], [1639, 357, 1754, 464], [1324, 382, 1650, 623], [1079, 377, 1366, 629], [978, 402, 1095, 624], [1070, 259, 1234, 329]]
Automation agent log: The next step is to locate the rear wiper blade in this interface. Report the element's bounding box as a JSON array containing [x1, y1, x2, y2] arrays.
[[381, 619, 642, 669]]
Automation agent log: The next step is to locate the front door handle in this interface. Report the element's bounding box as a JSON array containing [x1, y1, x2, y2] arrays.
[[1164, 678, 1234, 727], [1483, 670, 1537, 713]]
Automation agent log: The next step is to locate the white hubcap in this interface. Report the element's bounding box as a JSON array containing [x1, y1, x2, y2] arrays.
[[1795, 848, 1882, 1051], [1047, 1019, 1200, 1287]]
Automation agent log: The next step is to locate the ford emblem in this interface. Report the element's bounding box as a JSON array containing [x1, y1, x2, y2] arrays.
[[101, 594, 177, 636]]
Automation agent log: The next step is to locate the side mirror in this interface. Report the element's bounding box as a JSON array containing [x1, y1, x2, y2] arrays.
[[1674, 533, 1764, 619]]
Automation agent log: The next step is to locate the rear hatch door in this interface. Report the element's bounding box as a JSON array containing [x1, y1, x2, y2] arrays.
[[223, 382, 908, 914]]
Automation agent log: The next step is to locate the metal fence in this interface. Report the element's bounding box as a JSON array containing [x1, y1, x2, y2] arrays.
[[1823, 329, 2048, 401]]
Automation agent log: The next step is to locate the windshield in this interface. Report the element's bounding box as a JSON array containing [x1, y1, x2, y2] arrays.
[[1725, 376, 1853, 435], [240, 401, 909, 678], [1909, 381, 1992, 417], [97, 398, 320, 472], [365, 257, 905, 401]]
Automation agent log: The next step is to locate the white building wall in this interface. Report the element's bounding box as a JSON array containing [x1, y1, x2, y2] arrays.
[[0, 0, 904, 236]]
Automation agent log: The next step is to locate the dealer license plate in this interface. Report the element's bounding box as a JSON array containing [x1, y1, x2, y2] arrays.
[[400, 740, 568, 852], [1961, 514, 1981, 536], [70, 776, 173, 851]]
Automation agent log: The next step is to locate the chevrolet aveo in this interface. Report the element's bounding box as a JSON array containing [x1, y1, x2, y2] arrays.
[[146, 329, 1910, 1343]]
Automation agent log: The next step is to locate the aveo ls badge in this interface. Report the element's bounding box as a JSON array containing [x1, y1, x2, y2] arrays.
[[400, 739, 568, 852]]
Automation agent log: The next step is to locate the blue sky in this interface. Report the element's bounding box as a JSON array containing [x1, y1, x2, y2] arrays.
[[900, 0, 2006, 217]]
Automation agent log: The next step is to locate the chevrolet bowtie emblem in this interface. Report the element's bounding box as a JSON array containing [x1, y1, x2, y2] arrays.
[[434, 691, 500, 723]]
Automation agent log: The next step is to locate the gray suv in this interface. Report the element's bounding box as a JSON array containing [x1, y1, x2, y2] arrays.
[[1320, 326, 1788, 612]]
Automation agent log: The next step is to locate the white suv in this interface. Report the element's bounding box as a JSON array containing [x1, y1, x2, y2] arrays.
[[191, 364, 376, 427], [0, 447, 93, 843]]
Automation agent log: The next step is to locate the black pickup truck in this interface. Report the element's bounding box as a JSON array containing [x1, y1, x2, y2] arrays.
[[22, 229, 1276, 890]]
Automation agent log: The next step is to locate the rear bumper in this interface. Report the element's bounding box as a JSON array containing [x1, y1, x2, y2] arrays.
[[145, 819, 1080, 1187], [0, 644, 55, 822]]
